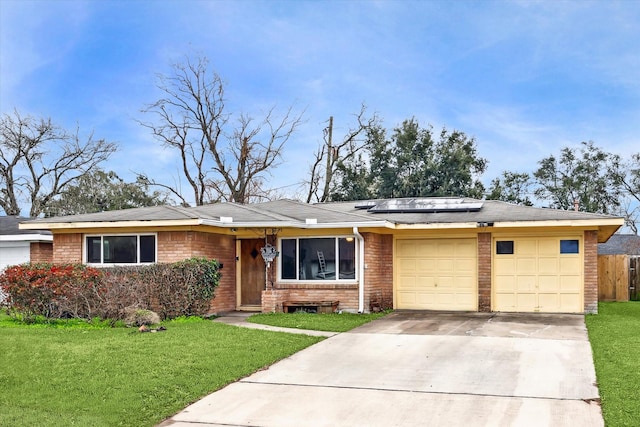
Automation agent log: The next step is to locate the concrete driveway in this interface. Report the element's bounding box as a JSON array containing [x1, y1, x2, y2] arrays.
[[160, 312, 603, 427]]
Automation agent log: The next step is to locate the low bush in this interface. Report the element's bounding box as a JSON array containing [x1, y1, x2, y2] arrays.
[[0, 257, 222, 322], [0, 263, 105, 321]]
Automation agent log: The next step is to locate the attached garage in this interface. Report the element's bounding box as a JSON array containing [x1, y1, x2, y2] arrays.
[[493, 236, 583, 313], [395, 238, 477, 310]]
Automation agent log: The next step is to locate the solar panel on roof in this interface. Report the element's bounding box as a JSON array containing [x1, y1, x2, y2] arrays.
[[367, 198, 483, 213], [354, 201, 377, 210]]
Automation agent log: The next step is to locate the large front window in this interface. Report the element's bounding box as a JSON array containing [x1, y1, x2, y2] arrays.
[[280, 237, 356, 281], [86, 234, 156, 264]]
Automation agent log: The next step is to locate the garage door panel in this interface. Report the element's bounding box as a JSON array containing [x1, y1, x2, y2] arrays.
[[456, 277, 475, 289], [560, 258, 580, 273], [436, 242, 455, 256], [417, 260, 437, 274], [538, 240, 556, 255], [437, 259, 454, 272], [538, 275, 559, 292], [516, 293, 538, 310], [537, 293, 559, 311], [516, 276, 536, 292], [494, 294, 515, 310], [398, 240, 418, 253], [495, 258, 515, 273], [457, 259, 476, 272], [518, 240, 537, 255], [560, 276, 581, 292], [399, 258, 418, 270], [416, 243, 438, 256], [517, 258, 536, 273], [396, 238, 477, 311], [495, 277, 515, 291], [538, 258, 558, 274]]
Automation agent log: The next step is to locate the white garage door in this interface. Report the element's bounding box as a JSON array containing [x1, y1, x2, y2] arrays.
[[396, 239, 477, 310], [493, 236, 583, 313], [0, 242, 30, 271]]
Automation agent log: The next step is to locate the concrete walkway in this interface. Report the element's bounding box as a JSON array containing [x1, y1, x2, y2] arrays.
[[160, 312, 603, 427], [211, 311, 338, 337]]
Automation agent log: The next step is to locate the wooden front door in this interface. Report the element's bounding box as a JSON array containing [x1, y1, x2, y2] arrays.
[[240, 239, 266, 306]]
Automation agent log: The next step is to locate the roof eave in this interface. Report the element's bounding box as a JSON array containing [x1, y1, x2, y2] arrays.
[[0, 234, 53, 242], [19, 219, 204, 230]]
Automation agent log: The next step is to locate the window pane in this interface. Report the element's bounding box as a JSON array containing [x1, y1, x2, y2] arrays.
[[86, 237, 102, 263], [104, 236, 137, 263], [300, 238, 335, 280], [281, 239, 297, 279], [560, 240, 579, 254], [338, 238, 356, 279], [496, 241, 514, 255], [140, 235, 156, 263]]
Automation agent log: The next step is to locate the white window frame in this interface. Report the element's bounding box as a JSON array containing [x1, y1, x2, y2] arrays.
[[84, 233, 157, 265], [278, 236, 358, 282]]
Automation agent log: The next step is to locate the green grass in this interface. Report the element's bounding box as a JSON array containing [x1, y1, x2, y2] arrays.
[[0, 313, 322, 427], [586, 302, 640, 427], [247, 310, 389, 332]]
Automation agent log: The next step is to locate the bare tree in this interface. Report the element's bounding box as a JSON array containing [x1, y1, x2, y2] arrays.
[[305, 105, 379, 203], [0, 110, 118, 217], [139, 56, 304, 205]]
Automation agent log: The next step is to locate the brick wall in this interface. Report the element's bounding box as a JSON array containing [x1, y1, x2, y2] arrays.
[[30, 242, 53, 263], [584, 230, 599, 314], [269, 283, 359, 312], [156, 231, 236, 314], [363, 232, 393, 312], [262, 289, 288, 312], [52, 233, 82, 263], [477, 233, 492, 312]]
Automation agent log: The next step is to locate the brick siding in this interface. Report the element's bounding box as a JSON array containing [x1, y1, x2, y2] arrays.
[[584, 230, 599, 314], [30, 242, 53, 263], [52, 233, 83, 263], [477, 232, 492, 312], [363, 232, 393, 312], [156, 231, 236, 314]]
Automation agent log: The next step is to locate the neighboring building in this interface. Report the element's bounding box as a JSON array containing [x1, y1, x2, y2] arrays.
[[0, 216, 53, 271], [598, 234, 640, 255], [20, 198, 623, 314]]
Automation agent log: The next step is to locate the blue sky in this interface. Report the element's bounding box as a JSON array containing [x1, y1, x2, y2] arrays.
[[1, 0, 639, 205]]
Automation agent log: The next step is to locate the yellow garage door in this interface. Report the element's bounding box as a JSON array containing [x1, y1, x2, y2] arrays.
[[493, 237, 583, 313], [396, 239, 477, 310]]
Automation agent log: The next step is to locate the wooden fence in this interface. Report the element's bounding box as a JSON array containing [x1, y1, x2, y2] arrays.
[[598, 255, 640, 301]]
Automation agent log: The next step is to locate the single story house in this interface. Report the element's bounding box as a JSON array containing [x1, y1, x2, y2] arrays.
[[0, 216, 53, 271], [20, 197, 623, 314]]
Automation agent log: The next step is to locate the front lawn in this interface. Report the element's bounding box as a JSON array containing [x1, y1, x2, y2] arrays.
[[248, 310, 389, 332], [586, 302, 640, 427], [0, 314, 322, 427]]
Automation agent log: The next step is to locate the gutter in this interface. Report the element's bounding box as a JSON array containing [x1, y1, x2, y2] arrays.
[[353, 226, 365, 313]]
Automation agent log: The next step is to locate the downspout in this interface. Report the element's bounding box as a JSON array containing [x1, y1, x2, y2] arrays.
[[353, 227, 365, 313]]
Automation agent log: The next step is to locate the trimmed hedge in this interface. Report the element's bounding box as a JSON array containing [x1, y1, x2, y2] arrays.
[[0, 257, 221, 322]]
